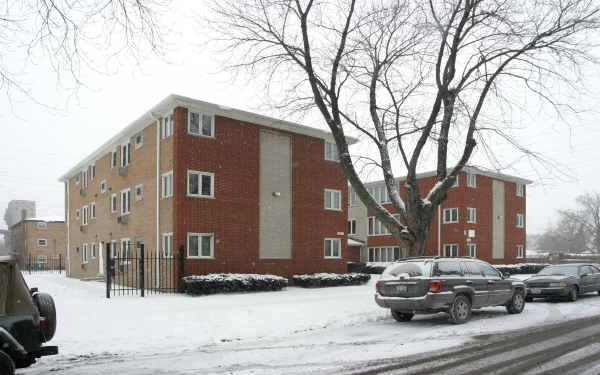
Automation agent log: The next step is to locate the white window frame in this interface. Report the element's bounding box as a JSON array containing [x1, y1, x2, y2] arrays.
[[110, 240, 117, 258], [91, 242, 96, 259], [162, 233, 173, 258], [135, 184, 143, 201], [90, 202, 96, 219], [37, 255, 48, 264], [467, 173, 476, 188], [324, 238, 341, 259], [367, 216, 392, 236], [121, 188, 131, 215], [82, 243, 88, 264], [187, 170, 214, 198], [82, 205, 88, 226], [75, 174, 80, 185], [348, 187, 357, 207], [467, 243, 477, 258], [324, 141, 339, 162], [348, 218, 357, 235], [90, 164, 95, 181], [162, 114, 174, 139], [187, 233, 214, 259], [121, 141, 131, 167], [100, 180, 107, 193], [188, 110, 215, 138], [443, 244, 459, 257], [36, 222, 47, 230], [111, 193, 118, 213], [75, 209, 80, 220], [466, 207, 476, 224], [443, 208, 459, 224], [82, 169, 88, 189], [37, 239, 47, 247], [120, 238, 131, 262], [516, 244, 524, 259], [324, 189, 342, 211], [516, 183, 524, 197], [451, 175, 459, 188], [516, 213, 524, 228], [111, 149, 117, 168], [162, 171, 173, 198], [135, 131, 143, 149]]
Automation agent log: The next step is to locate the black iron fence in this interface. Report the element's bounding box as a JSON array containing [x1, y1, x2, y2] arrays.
[[24, 254, 64, 273], [106, 244, 180, 298]]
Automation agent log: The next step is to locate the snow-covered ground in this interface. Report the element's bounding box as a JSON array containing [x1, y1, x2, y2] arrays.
[[19, 273, 600, 374]]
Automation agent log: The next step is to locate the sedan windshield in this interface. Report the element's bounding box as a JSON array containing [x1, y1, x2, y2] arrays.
[[537, 265, 579, 276]]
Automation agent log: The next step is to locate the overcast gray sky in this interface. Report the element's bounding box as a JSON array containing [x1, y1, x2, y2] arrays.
[[1, 1, 599, 235]]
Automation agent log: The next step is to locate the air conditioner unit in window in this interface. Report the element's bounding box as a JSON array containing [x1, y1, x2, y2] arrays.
[[117, 215, 128, 224], [118, 166, 128, 177], [80, 225, 87, 233], [80, 188, 86, 196]]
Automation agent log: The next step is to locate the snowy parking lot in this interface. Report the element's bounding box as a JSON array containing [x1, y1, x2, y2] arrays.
[[19, 273, 600, 374]]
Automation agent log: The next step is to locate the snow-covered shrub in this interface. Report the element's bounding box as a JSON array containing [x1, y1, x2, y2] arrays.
[[180, 273, 288, 295], [493, 263, 550, 275], [347, 262, 386, 274], [292, 273, 371, 288]]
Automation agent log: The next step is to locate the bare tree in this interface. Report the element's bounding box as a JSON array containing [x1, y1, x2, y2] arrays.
[[560, 192, 600, 252], [536, 216, 590, 253], [208, 0, 600, 256], [0, 0, 169, 100]]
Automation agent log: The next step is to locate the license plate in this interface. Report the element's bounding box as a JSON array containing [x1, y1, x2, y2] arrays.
[[395, 285, 407, 293], [530, 288, 541, 294]]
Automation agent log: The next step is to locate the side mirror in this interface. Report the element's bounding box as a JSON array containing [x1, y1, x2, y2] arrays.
[[581, 273, 590, 278], [502, 272, 510, 279]]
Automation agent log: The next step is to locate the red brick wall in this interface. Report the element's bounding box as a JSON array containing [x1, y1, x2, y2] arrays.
[[173, 107, 348, 280]]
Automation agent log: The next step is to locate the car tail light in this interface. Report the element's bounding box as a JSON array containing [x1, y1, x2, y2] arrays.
[[40, 317, 47, 329], [376, 282, 380, 293], [429, 281, 441, 293]]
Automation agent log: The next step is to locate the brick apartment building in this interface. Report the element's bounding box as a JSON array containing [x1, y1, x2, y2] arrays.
[[10, 217, 66, 265], [59, 95, 355, 280], [348, 166, 531, 264]]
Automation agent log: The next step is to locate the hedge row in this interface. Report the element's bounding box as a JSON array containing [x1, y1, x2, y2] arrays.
[[180, 273, 288, 295], [292, 273, 371, 288], [493, 263, 550, 275], [348, 262, 386, 274]]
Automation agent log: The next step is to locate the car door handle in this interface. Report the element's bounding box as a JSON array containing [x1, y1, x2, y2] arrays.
[[488, 280, 495, 284]]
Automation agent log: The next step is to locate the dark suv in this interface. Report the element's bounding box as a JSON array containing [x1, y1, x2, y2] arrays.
[[375, 257, 526, 324], [0, 256, 57, 375]]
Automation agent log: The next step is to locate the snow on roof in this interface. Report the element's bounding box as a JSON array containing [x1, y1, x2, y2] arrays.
[[24, 216, 65, 223], [348, 238, 364, 247]]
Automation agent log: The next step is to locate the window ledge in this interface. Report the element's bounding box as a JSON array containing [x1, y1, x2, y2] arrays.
[[325, 208, 343, 212], [324, 256, 342, 259], [187, 256, 215, 260], [187, 131, 215, 139], [187, 194, 215, 199]]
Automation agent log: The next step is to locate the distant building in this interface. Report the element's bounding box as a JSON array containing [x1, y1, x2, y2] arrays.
[[348, 166, 532, 264], [3, 200, 36, 251], [10, 216, 66, 266]]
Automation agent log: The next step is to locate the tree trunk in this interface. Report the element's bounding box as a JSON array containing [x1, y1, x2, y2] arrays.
[[408, 225, 430, 257]]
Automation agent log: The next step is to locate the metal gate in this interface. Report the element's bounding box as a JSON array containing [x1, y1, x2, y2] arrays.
[[105, 244, 179, 298]]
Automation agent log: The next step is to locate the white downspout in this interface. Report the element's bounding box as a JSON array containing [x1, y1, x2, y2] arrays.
[[155, 115, 161, 288], [66, 181, 71, 276], [437, 204, 441, 257]]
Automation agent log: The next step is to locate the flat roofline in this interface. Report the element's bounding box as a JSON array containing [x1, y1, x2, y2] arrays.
[[59, 94, 360, 182]]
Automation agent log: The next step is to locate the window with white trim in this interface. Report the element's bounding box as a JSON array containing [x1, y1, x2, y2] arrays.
[[75, 174, 80, 185], [466, 207, 476, 223], [111, 194, 118, 213], [348, 219, 357, 235], [82, 205, 88, 226], [187, 233, 214, 258], [121, 188, 131, 215], [162, 233, 173, 258], [443, 244, 459, 257], [367, 216, 396, 236], [110, 240, 117, 258], [38, 255, 47, 264], [188, 110, 214, 137], [324, 189, 341, 210], [368, 247, 401, 262], [348, 186, 357, 206], [75, 209, 80, 220], [324, 238, 341, 258], [90, 164, 95, 180], [467, 173, 476, 188], [467, 243, 477, 258], [120, 238, 131, 259], [100, 180, 107, 193], [188, 170, 214, 198], [516, 183, 524, 197], [91, 243, 96, 259], [90, 202, 96, 219], [135, 131, 143, 149], [367, 185, 390, 204], [111, 149, 117, 168], [451, 175, 459, 187], [37, 239, 47, 247], [162, 114, 174, 139], [162, 171, 173, 198], [135, 184, 143, 201], [324, 141, 339, 162], [82, 243, 88, 264], [36, 222, 47, 230], [443, 208, 459, 223], [121, 141, 131, 167], [516, 213, 524, 228], [82, 169, 88, 189], [516, 244, 524, 259]]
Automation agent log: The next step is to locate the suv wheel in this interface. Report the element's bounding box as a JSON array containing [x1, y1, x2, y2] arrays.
[[0, 350, 15, 375], [33, 292, 57, 342], [391, 310, 414, 322], [449, 294, 471, 324], [506, 290, 525, 314], [568, 286, 578, 302]]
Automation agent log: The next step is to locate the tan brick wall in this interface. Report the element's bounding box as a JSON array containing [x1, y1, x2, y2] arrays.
[[10, 220, 66, 264]]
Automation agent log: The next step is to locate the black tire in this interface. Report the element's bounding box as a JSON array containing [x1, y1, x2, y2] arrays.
[[391, 310, 414, 322], [448, 294, 472, 324], [0, 350, 15, 375], [568, 286, 578, 302], [33, 292, 56, 342], [506, 290, 526, 314]]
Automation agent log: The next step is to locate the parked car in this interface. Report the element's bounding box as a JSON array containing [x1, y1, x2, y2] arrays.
[[374, 257, 526, 324], [0, 256, 58, 375], [524, 263, 600, 302]]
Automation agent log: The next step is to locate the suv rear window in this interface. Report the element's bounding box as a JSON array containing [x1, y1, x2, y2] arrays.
[[383, 262, 428, 277], [434, 261, 462, 276]]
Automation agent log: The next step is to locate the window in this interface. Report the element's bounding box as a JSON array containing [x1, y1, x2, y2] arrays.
[[36, 222, 47, 230], [162, 233, 173, 258], [135, 131, 143, 149], [451, 175, 459, 187], [187, 233, 214, 258], [367, 185, 389, 203], [324, 238, 341, 258], [324, 141, 339, 162], [162, 171, 173, 198], [90, 164, 95, 180], [37, 255, 47, 264], [75, 209, 80, 220], [111, 194, 118, 213], [443, 208, 459, 223], [90, 202, 96, 219], [348, 219, 357, 235], [82, 169, 88, 189], [111, 149, 117, 168], [82, 243, 88, 264], [324, 189, 342, 210], [435, 261, 462, 276], [467, 173, 476, 188], [466, 207, 476, 223], [443, 244, 459, 257], [120, 238, 131, 259], [121, 141, 131, 167], [516, 213, 524, 228], [91, 243, 96, 259], [135, 184, 143, 201], [121, 189, 131, 215], [100, 180, 107, 193], [516, 183, 524, 197], [368, 216, 392, 236], [467, 243, 477, 258], [368, 247, 400, 262], [188, 171, 214, 198], [162, 114, 174, 139], [82, 206, 88, 225], [348, 187, 357, 206], [37, 239, 47, 247], [463, 262, 481, 276], [75, 174, 80, 185], [516, 245, 524, 259], [479, 263, 501, 278], [188, 110, 214, 137], [110, 240, 117, 258]]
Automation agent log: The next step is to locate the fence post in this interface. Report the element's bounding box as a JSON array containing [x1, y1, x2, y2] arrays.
[[106, 244, 111, 299], [178, 245, 185, 292], [59, 254, 62, 274], [140, 245, 145, 298]]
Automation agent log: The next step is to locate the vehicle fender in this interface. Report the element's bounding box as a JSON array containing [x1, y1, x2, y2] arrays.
[[453, 285, 475, 302], [0, 327, 27, 356]]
